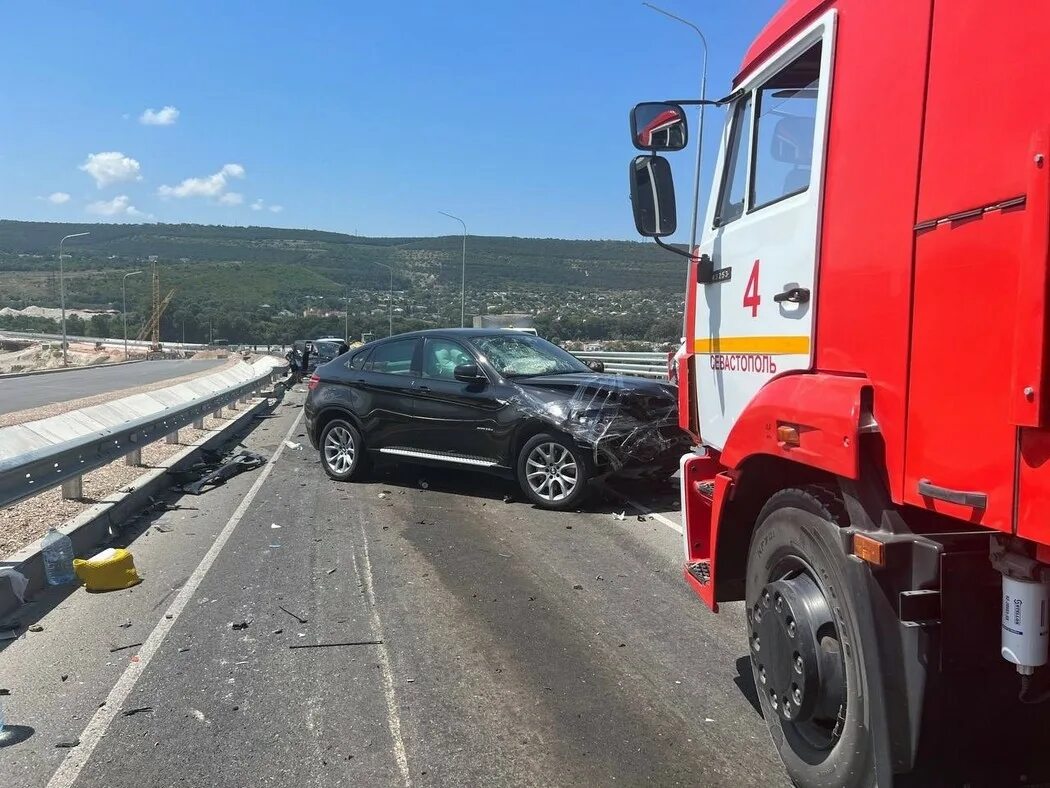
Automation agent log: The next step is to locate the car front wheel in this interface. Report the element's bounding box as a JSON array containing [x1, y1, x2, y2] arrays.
[[319, 419, 369, 482], [516, 433, 591, 510]]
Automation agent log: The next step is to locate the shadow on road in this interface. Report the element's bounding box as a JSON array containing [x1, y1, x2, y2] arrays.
[[0, 724, 34, 748], [734, 655, 763, 716]]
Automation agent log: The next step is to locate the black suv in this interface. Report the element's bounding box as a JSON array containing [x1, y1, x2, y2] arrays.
[[304, 329, 689, 509]]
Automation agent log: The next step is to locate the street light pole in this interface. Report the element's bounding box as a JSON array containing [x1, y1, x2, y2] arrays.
[[344, 287, 350, 342], [439, 211, 467, 328], [122, 270, 143, 360], [57, 232, 90, 366]]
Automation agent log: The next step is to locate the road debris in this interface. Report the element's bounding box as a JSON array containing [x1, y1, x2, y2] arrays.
[[284, 441, 303, 450], [288, 640, 384, 650], [28, 624, 43, 633], [153, 524, 174, 534], [109, 642, 144, 653], [55, 738, 80, 748], [273, 628, 283, 635], [118, 621, 132, 629], [61, 674, 68, 682], [278, 605, 308, 624], [614, 511, 626, 521], [231, 621, 251, 630], [326, 568, 337, 575], [270, 523, 282, 529], [178, 647, 191, 653], [637, 514, 650, 522], [171, 449, 267, 495], [502, 494, 514, 503], [122, 706, 153, 717], [573, 584, 584, 590]]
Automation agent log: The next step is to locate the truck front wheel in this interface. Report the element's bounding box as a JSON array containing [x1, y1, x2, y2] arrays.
[[745, 488, 875, 788]]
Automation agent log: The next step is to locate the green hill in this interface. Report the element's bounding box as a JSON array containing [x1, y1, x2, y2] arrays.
[[0, 220, 686, 345]]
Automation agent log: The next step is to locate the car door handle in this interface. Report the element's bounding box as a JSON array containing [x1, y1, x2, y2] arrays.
[[417, 385, 431, 393], [773, 287, 810, 304]]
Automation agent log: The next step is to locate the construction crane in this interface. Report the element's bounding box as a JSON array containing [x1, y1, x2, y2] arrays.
[[135, 261, 174, 352]]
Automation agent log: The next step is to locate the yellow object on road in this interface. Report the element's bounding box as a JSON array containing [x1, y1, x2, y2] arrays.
[[73, 547, 142, 592]]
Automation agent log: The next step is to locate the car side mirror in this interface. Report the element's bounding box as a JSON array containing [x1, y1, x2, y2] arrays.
[[631, 102, 688, 151], [454, 363, 486, 384], [585, 360, 604, 373], [629, 155, 677, 237]]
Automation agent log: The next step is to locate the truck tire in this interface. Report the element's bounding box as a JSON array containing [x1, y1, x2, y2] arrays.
[[516, 433, 591, 510], [319, 418, 370, 482], [745, 488, 875, 788]]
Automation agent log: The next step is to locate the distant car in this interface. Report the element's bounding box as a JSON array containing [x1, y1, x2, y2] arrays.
[[304, 329, 690, 510], [312, 337, 349, 365]]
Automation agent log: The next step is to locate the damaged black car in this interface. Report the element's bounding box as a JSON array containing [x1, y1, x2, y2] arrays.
[[304, 329, 690, 510]]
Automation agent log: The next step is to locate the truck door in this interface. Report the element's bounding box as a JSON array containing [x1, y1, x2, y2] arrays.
[[693, 12, 836, 449]]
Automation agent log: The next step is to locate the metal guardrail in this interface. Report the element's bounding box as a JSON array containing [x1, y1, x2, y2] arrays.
[[0, 357, 288, 509], [573, 351, 669, 380]]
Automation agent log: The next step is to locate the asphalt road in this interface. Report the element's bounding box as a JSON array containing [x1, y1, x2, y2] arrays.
[[0, 359, 227, 415], [0, 390, 789, 787]]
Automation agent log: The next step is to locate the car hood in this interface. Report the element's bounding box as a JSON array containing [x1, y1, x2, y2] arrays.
[[516, 372, 676, 401]]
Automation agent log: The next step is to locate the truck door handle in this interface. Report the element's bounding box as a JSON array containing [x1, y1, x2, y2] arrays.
[[917, 478, 988, 509], [773, 287, 810, 304]]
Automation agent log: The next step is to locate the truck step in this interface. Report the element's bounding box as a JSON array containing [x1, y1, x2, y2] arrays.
[[687, 560, 711, 586]]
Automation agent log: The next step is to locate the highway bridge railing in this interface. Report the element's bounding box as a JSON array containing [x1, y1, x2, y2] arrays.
[[572, 351, 669, 380], [0, 357, 289, 509]]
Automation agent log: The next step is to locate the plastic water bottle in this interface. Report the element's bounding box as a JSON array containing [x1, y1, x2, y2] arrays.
[[41, 527, 75, 585]]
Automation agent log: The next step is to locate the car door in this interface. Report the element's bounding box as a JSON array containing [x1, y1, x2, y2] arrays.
[[349, 337, 420, 449], [693, 12, 835, 450], [399, 336, 508, 465]]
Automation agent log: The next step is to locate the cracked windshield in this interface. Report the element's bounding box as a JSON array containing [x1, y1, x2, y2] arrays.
[[2, 1, 1046, 787]]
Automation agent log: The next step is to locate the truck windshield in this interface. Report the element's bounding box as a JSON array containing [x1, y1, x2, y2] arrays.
[[470, 334, 591, 377]]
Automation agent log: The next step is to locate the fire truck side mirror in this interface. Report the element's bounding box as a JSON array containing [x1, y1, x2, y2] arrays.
[[629, 154, 678, 238], [631, 102, 688, 151]]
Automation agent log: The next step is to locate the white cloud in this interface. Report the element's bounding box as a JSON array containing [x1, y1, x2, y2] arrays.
[[47, 192, 71, 205], [251, 199, 264, 211], [86, 194, 142, 216], [268, 204, 284, 213], [218, 192, 244, 206], [79, 151, 142, 188], [158, 163, 245, 200], [139, 106, 180, 126]]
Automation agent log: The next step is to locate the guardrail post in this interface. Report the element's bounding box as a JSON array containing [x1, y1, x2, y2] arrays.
[[228, 399, 238, 411], [126, 448, 142, 467], [166, 430, 180, 445], [193, 417, 205, 429], [213, 407, 223, 419], [62, 476, 83, 500]]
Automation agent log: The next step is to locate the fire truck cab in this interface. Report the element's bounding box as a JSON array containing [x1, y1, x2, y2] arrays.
[[629, 1, 1050, 785]]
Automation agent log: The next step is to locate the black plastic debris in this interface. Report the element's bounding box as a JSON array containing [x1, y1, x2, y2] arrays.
[[109, 642, 143, 653], [55, 738, 80, 749], [289, 640, 383, 650], [122, 706, 153, 717], [278, 606, 308, 624], [170, 449, 267, 495], [231, 621, 250, 631]]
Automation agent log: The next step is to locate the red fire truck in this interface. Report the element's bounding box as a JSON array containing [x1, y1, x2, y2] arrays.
[[629, 1, 1050, 785]]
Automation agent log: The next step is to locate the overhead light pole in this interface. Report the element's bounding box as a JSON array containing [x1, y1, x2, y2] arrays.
[[122, 270, 143, 359], [439, 211, 467, 327], [369, 262, 394, 337], [57, 232, 90, 366]]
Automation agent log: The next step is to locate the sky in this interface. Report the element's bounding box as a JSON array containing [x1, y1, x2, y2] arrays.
[[0, 1, 782, 242]]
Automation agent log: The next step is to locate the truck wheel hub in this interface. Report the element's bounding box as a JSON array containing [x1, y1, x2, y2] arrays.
[[750, 571, 845, 734]]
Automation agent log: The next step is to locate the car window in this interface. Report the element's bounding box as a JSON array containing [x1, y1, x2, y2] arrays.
[[346, 349, 370, 370], [470, 334, 590, 377], [750, 42, 822, 210], [423, 338, 475, 380], [714, 95, 753, 227], [365, 338, 416, 375]]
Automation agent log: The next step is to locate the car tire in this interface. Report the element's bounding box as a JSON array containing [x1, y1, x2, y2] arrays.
[[745, 488, 875, 788], [516, 432, 591, 510], [318, 418, 370, 482]]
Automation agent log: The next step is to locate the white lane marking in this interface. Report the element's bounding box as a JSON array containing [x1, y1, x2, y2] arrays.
[[351, 533, 413, 788], [624, 497, 684, 535], [47, 409, 306, 788]]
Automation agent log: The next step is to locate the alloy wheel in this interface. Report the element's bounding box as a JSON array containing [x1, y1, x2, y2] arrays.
[[324, 425, 356, 475], [525, 442, 578, 502]]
